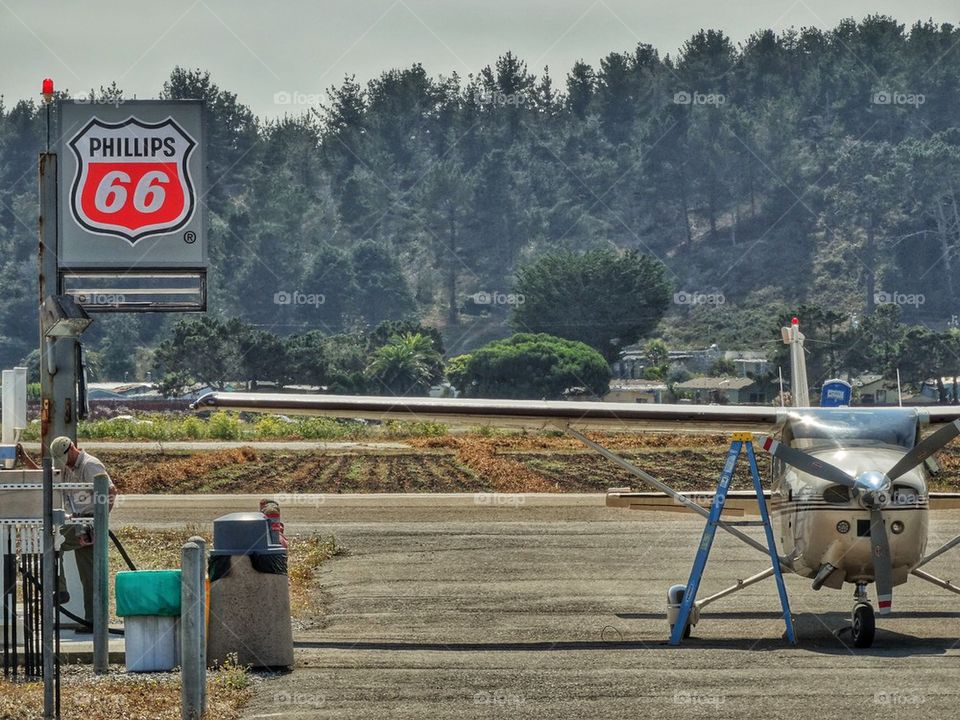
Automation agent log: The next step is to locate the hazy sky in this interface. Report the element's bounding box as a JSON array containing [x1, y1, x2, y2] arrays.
[[1, 0, 956, 118]]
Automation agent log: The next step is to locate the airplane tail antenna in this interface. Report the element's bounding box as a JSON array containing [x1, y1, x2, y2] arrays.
[[781, 317, 810, 408]]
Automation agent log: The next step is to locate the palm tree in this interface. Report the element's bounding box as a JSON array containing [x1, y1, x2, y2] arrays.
[[366, 333, 442, 396]]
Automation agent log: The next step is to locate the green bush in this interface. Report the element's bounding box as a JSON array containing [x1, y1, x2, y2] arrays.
[[19, 410, 450, 442], [455, 333, 611, 400], [253, 415, 291, 439], [180, 415, 206, 439], [295, 417, 366, 440], [382, 420, 448, 437], [208, 411, 242, 440]]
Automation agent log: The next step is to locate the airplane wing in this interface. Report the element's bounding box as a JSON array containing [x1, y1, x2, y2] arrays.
[[921, 407, 960, 424], [605, 488, 770, 516], [928, 492, 960, 510], [191, 392, 784, 432]]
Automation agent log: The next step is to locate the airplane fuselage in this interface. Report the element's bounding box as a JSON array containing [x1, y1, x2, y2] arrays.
[[770, 445, 929, 589]]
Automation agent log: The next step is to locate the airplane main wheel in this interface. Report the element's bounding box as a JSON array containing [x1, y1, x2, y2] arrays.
[[851, 603, 875, 648]]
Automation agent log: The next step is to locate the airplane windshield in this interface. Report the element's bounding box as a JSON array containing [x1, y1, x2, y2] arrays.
[[785, 409, 918, 450]]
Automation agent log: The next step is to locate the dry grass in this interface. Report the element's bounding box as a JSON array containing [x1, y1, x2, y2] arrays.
[[112, 448, 259, 494], [288, 535, 344, 615], [86, 430, 960, 494], [0, 662, 251, 720], [407, 433, 733, 493], [408, 430, 730, 452], [450, 437, 562, 493]]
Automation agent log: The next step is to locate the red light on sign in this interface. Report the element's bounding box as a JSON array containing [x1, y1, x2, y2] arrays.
[[41, 78, 55, 105], [791, 317, 799, 325]]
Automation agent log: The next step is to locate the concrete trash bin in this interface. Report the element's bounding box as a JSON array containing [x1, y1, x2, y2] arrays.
[[206, 512, 293, 669], [116, 570, 181, 672]]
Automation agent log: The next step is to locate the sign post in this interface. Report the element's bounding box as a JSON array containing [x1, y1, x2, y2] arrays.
[[36, 91, 209, 715]]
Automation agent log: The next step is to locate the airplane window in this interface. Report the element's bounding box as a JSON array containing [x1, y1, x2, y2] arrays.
[[785, 409, 917, 450]]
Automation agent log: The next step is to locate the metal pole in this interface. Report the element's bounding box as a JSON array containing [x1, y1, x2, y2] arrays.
[[187, 535, 207, 715], [92, 474, 109, 673], [39, 151, 80, 453], [41, 458, 56, 719], [918, 534, 960, 568], [181, 541, 205, 720], [694, 567, 776, 610]]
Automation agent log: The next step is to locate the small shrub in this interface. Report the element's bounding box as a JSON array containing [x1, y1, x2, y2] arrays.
[[383, 420, 448, 437], [210, 652, 250, 691], [207, 412, 242, 440]]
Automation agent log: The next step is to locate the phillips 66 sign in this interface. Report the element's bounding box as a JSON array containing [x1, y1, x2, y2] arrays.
[[58, 100, 206, 269]]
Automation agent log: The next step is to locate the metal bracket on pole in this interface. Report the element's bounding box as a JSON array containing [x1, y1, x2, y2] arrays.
[[669, 434, 796, 646]]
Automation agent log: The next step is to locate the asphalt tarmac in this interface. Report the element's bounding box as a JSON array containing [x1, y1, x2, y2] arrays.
[[114, 497, 960, 720]]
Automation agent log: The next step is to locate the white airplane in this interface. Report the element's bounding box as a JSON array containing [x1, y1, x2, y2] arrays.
[[194, 319, 960, 648]]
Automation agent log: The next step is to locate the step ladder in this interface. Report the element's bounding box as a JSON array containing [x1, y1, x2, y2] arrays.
[[669, 432, 796, 645]]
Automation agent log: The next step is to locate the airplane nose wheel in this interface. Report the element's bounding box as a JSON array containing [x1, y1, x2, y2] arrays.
[[851, 603, 875, 648], [836, 583, 876, 648]]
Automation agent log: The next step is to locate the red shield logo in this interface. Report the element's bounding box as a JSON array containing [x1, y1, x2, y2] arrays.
[[68, 117, 197, 243]]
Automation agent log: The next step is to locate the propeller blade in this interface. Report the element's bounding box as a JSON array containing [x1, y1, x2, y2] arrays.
[[870, 508, 893, 615], [887, 419, 960, 481], [758, 436, 858, 488]]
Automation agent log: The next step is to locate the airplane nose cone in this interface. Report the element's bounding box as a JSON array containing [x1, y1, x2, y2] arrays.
[[854, 470, 891, 509]]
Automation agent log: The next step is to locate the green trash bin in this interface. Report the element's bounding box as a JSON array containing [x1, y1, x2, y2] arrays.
[[116, 570, 182, 672]]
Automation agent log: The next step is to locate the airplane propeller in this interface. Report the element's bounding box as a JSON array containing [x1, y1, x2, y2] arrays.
[[758, 423, 960, 616], [870, 508, 893, 615], [756, 425, 960, 618], [886, 419, 960, 481], [758, 437, 858, 488]]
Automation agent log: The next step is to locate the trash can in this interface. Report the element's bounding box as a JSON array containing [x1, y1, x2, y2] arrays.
[[206, 512, 293, 668], [116, 569, 181, 672]]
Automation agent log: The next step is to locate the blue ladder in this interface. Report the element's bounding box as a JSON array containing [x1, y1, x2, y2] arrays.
[[669, 433, 796, 645]]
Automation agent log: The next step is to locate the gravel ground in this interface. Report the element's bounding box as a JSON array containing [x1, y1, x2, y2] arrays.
[[115, 496, 960, 720]]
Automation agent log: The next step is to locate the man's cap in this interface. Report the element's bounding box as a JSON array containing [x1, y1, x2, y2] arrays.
[[49, 436, 73, 467]]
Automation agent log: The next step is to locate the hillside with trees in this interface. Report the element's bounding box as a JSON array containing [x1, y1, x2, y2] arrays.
[[1, 15, 959, 387]]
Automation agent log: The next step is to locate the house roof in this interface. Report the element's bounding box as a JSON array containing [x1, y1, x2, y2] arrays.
[[608, 379, 668, 392], [674, 376, 756, 391], [850, 373, 887, 388]]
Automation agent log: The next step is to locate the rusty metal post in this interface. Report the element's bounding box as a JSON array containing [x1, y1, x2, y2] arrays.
[[38, 153, 78, 454]]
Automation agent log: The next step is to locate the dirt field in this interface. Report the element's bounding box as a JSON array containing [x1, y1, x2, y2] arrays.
[[97, 432, 960, 495]]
